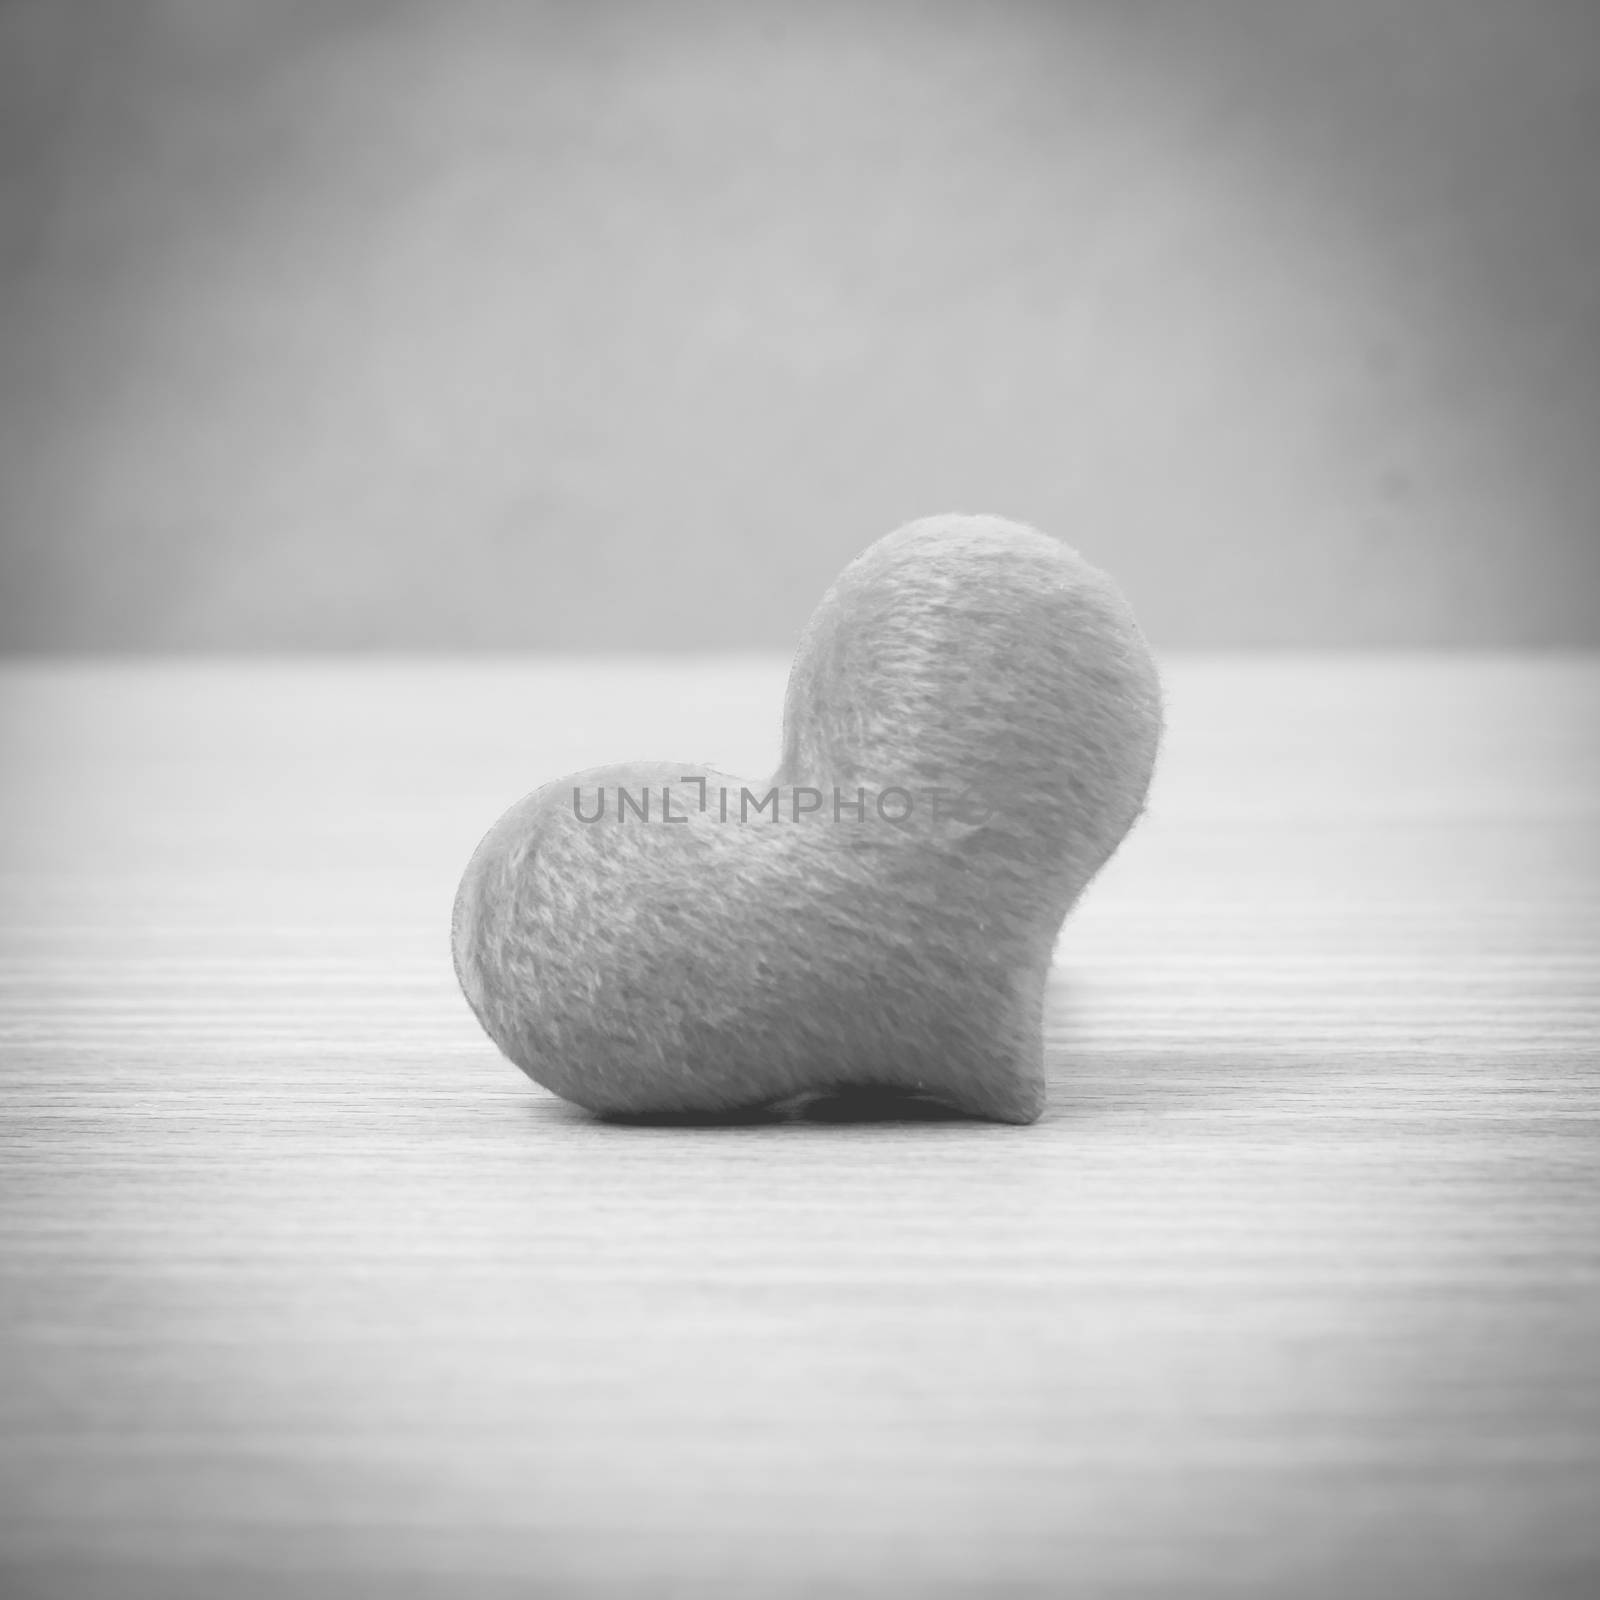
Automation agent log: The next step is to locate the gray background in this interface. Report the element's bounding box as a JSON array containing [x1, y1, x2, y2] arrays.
[[3, 0, 1596, 652]]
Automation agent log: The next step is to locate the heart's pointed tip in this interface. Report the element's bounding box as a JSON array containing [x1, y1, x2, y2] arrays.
[[931, 1071, 1048, 1127], [1001, 1096, 1049, 1127], [1000, 1099, 1048, 1127]]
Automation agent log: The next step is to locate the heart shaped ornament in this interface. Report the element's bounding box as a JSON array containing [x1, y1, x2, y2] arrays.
[[453, 514, 1162, 1123]]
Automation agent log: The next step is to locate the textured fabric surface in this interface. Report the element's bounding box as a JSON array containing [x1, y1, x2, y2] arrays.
[[453, 516, 1162, 1120]]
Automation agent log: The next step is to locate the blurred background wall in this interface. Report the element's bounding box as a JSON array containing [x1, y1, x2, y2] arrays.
[[2, 0, 1596, 652]]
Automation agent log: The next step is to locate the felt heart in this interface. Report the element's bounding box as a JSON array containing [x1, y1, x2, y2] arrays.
[[452, 514, 1162, 1123]]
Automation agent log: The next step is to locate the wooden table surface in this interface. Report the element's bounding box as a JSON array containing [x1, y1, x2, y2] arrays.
[[1, 655, 1597, 1599]]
